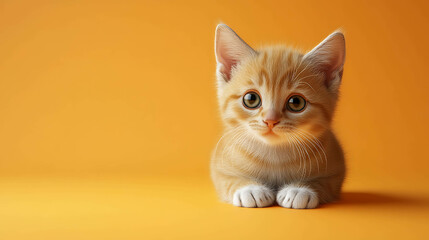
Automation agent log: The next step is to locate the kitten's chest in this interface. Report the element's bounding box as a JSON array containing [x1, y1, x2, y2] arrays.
[[240, 147, 304, 188], [254, 160, 303, 188]]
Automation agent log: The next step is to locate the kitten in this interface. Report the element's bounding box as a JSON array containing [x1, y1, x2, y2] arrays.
[[211, 24, 346, 209]]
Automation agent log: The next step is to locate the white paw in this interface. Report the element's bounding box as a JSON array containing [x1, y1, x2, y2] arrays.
[[276, 185, 319, 209], [232, 185, 275, 208]]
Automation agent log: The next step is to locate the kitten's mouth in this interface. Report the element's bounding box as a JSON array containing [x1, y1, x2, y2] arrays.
[[262, 129, 277, 137]]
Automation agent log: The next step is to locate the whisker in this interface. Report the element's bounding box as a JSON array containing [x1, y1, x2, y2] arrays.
[[297, 80, 317, 92], [291, 58, 315, 83], [295, 128, 328, 172], [289, 134, 307, 179], [293, 130, 321, 173]]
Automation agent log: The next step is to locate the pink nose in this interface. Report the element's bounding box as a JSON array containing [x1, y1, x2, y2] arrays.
[[263, 110, 281, 129], [263, 119, 280, 129]]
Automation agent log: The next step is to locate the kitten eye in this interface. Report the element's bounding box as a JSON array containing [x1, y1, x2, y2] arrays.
[[243, 91, 261, 109], [287, 95, 306, 112]]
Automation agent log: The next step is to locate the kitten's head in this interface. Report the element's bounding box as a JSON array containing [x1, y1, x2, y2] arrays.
[[214, 24, 345, 145]]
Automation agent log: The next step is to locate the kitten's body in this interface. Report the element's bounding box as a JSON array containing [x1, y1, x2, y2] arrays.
[[211, 25, 346, 209]]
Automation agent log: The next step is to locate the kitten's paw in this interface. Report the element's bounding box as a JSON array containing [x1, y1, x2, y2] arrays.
[[232, 185, 275, 208], [276, 185, 319, 209]]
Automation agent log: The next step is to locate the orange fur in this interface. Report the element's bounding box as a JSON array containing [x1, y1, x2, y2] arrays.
[[211, 24, 346, 208]]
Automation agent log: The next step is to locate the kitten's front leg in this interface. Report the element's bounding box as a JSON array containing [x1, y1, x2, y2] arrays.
[[233, 185, 275, 208], [276, 184, 319, 209], [276, 175, 343, 209], [212, 171, 275, 208]]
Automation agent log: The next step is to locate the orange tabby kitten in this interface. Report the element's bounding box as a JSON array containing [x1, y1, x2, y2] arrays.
[[211, 24, 346, 209]]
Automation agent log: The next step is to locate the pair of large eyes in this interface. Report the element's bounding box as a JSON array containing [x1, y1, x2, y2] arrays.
[[242, 91, 307, 112]]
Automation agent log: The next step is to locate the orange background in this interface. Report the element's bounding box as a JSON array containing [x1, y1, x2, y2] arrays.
[[1, 0, 429, 239]]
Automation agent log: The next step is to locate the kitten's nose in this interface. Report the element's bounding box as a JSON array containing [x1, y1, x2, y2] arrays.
[[263, 110, 281, 129], [263, 119, 280, 129]]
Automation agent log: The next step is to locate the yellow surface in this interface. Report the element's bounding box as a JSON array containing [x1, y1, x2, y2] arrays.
[[1, 0, 429, 239], [1, 176, 429, 239]]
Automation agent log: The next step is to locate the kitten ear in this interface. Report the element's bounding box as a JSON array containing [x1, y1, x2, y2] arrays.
[[303, 31, 346, 91], [215, 24, 256, 83]]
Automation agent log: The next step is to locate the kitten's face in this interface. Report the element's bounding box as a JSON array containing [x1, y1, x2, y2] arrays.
[[215, 25, 345, 146]]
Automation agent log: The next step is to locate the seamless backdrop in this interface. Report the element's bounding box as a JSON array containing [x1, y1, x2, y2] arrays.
[[1, 0, 429, 239]]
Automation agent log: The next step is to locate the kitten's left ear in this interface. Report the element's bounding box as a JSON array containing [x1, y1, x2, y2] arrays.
[[303, 31, 346, 91]]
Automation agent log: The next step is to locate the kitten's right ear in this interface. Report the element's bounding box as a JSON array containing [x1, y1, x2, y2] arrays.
[[215, 24, 256, 83], [303, 31, 346, 92]]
